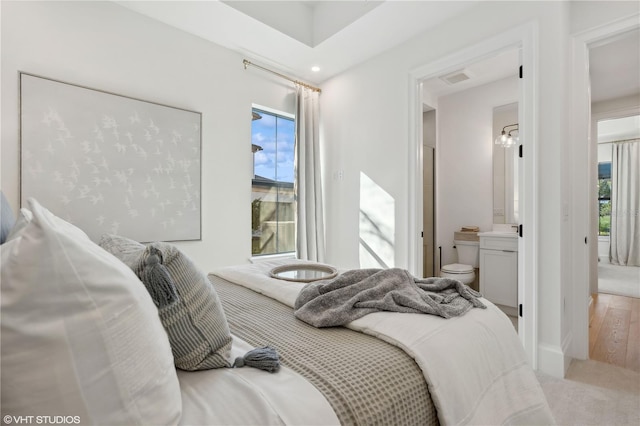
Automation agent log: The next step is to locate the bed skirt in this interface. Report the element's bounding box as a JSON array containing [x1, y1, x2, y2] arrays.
[[209, 274, 439, 426]]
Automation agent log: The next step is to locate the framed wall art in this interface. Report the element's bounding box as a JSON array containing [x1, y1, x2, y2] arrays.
[[19, 72, 202, 242]]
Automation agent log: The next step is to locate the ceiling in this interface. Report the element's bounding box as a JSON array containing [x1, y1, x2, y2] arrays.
[[421, 25, 639, 108], [421, 48, 520, 104], [115, 1, 639, 103], [115, 0, 479, 83], [220, 0, 385, 48]]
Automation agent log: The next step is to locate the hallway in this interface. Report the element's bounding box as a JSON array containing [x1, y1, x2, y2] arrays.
[[589, 293, 640, 372]]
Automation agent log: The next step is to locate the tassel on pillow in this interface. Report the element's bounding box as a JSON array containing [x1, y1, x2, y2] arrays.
[[142, 247, 180, 308], [233, 346, 280, 373]]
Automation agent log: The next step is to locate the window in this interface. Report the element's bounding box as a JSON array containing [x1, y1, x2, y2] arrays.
[[598, 161, 611, 236], [251, 107, 296, 256]]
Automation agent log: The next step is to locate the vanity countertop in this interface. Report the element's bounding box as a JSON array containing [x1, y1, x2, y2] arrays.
[[478, 231, 518, 238]]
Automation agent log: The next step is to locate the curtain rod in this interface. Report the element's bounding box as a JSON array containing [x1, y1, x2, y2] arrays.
[[243, 59, 321, 93]]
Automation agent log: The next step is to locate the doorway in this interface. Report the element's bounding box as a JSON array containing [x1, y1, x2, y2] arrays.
[[420, 52, 519, 308], [408, 23, 537, 367], [571, 18, 639, 361], [590, 113, 640, 372]]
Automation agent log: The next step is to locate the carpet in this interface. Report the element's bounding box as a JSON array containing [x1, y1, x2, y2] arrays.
[[537, 360, 640, 425], [598, 262, 640, 298]]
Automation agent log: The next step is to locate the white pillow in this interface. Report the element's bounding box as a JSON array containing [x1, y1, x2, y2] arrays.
[[0, 191, 15, 244], [0, 198, 182, 424], [5, 207, 32, 242]]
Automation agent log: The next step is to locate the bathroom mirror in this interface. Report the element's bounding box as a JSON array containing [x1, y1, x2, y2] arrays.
[[493, 103, 519, 225]]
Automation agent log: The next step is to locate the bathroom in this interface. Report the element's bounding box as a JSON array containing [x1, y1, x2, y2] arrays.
[[422, 48, 520, 321]]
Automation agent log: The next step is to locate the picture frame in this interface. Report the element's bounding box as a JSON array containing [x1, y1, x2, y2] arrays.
[[19, 72, 202, 242]]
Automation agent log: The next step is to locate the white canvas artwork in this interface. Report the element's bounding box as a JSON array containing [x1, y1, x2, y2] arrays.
[[20, 73, 202, 242]]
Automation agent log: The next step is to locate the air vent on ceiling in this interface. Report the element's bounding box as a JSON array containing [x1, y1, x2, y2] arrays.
[[439, 69, 471, 85]]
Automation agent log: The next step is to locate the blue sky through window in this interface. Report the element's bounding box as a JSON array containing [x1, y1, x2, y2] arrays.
[[252, 109, 295, 183]]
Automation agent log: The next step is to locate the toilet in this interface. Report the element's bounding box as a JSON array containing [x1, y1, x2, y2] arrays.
[[441, 238, 479, 285]]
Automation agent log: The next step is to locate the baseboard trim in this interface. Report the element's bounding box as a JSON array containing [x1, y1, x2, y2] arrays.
[[538, 342, 572, 378]]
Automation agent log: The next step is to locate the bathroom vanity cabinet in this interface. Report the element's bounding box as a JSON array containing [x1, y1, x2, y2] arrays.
[[479, 233, 518, 309]]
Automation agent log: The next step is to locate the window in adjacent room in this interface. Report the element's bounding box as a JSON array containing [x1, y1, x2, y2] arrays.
[[597, 161, 611, 236], [251, 107, 296, 256]]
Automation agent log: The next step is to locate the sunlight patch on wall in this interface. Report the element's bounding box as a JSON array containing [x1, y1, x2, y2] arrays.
[[359, 172, 395, 268]]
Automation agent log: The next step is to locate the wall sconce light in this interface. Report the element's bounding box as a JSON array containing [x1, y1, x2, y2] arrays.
[[495, 123, 519, 147]]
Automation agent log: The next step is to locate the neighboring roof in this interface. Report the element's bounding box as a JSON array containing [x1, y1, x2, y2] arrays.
[[252, 175, 294, 188]]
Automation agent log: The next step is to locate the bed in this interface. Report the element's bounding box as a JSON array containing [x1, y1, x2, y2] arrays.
[[1, 196, 554, 425], [212, 260, 554, 425]]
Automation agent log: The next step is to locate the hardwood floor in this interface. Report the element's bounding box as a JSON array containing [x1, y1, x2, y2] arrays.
[[589, 293, 640, 372]]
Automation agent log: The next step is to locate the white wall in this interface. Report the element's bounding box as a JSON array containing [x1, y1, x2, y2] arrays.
[[318, 1, 636, 376], [570, 1, 640, 34], [598, 114, 640, 145], [437, 76, 518, 267], [592, 94, 640, 116], [0, 1, 295, 271], [422, 110, 436, 149], [320, 0, 573, 375]]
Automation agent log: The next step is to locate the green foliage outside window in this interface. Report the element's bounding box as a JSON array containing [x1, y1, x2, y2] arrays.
[[598, 180, 610, 199], [597, 162, 611, 237]]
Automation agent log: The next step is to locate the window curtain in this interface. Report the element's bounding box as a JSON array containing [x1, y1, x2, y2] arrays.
[[294, 85, 325, 262], [610, 140, 640, 266]]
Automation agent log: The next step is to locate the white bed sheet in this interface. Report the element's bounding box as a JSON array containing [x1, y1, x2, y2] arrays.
[[214, 259, 555, 425], [178, 336, 339, 426]]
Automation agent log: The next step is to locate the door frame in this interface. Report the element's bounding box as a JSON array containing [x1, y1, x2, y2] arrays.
[[408, 22, 538, 368], [570, 14, 640, 360], [420, 141, 440, 278]]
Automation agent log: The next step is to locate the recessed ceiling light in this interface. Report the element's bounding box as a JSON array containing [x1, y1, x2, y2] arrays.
[[311, 66, 320, 72]]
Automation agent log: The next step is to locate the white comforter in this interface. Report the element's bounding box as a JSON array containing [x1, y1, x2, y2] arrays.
[[214, 259, 555, 426], [178, 336, 339, 425]]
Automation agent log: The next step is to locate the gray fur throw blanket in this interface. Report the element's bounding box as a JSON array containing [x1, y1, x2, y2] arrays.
[[294, 268, 486, 327]]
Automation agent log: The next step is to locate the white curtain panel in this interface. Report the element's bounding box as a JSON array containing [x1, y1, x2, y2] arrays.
[[610, 140, 640, 266], [294, 86, 325, 262]]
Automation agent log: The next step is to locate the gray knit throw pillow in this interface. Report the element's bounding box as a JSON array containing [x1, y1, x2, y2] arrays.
[[99, 234, 233, 370]]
